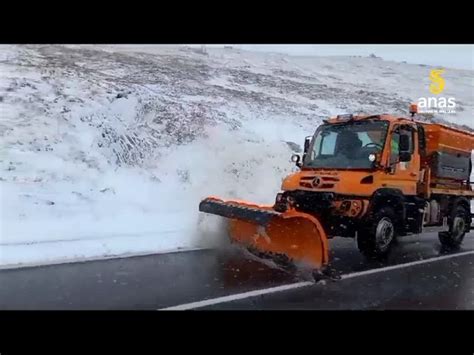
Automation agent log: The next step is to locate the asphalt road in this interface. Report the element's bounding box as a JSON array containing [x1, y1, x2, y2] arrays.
[[0, 232, 473, 310]]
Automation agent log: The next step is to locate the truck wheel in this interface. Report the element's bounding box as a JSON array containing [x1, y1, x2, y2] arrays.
[[438, 205, 469, 249], [358, 206, 396, 260]]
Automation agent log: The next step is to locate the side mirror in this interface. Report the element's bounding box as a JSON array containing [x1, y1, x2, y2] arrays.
[[291, 154, 302, 168], [304, 137, 311, 154], [398, 134, 411, 162], [399, 134, 410, 152], [399, 151, 411, 162]]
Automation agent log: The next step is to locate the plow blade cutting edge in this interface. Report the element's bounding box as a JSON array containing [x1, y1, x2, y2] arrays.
[[199, 197, 329, 269]]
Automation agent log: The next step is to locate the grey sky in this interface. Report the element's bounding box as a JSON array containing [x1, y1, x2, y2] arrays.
[[232, 45, 474, 70]]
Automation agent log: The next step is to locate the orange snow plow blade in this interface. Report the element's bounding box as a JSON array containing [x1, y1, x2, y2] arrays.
[[199, 197, 329, 269]]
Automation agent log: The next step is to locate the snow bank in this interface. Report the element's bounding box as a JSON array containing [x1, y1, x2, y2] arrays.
[[1, 45, 473, 267], [1, 119, 307, 265]]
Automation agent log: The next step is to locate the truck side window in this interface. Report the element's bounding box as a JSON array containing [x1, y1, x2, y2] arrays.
[[417, 124, 426, 157], [390, 129, 400, 164]]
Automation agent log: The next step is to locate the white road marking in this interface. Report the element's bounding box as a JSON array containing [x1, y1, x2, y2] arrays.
[[161, 281, 314, 310], [160, 250, 474, 310], [339, 250, 474, 280]]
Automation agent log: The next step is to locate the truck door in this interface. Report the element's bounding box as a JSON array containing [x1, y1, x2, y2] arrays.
[[382, 124, 420, 195]]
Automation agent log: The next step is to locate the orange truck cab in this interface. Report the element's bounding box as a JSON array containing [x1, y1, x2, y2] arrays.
[[276, 112, 474, 258]]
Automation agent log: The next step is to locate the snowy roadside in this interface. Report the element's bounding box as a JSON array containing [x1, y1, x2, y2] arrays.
[[1, 45, 473, 267]]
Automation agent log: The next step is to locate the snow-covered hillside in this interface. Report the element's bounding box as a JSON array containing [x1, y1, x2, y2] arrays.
[[1, 45, 473, 267]]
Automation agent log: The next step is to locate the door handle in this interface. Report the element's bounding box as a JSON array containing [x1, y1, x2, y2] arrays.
[[410, 172, 417, 177]]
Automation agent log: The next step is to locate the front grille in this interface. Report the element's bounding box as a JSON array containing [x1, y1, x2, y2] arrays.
[[299, 175, 340, 189], [284, 190, 335, 213]]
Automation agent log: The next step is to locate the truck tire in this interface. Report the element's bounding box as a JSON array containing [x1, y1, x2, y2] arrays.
[[438, 205, 469, 249], [358, 206, 396, 260]]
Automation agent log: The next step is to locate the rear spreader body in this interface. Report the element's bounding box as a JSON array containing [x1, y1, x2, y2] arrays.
[[199, 110, 474, 274]]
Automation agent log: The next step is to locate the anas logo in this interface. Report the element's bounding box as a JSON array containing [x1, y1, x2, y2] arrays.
[[418, 68, 456, 114], [429, 69, 446, 95]]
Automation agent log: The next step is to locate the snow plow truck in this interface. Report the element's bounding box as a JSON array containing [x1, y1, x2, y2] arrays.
[[199, 107, 474, 278]]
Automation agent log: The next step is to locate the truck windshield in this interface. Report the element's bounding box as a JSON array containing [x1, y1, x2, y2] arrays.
[[304, 120, 389, 169]]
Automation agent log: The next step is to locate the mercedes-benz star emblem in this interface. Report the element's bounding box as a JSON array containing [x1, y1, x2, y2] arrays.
[[312, 176, 321, 188]]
